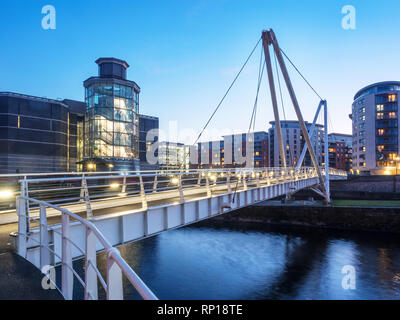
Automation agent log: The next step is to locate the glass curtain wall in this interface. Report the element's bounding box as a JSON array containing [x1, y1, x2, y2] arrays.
[[85, 83, 139, 159]]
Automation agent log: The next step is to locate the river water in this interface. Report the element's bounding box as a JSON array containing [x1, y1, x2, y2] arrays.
[[90, 222, 400, 300]]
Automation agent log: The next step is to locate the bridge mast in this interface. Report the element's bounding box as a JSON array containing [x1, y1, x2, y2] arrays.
[[262, 31, 286, 168], [262, 29, 330, 203]]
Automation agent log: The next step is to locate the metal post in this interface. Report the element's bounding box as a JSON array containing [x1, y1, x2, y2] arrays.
[[324, 100, 331, 203], [268, 29, 328, 200], [178, 175, 184, 203], [39, 204, 50, 269], [16, 197, 27, 258], [121, 172, 127, 194], [139, 176, 148, 210], [81, 177, 93, 219], [262, 31, 287, 168], [85, 227, 98, 300], [21, 179, 30, 232], [197, 172, 202, 187], [80, 174, 85, 203], [296, 100, 324, 169], [243, 174, 248, 191], [61, 213, 73, 300], [152, 175, 158, 193], [205, 176, 211, 198], [106, 248, 123, 300], [227, 172, 232, 193]]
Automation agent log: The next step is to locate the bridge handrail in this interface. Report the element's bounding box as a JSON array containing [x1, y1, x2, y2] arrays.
[[16, 195, 158, 301], [1, 167, 347, 214]]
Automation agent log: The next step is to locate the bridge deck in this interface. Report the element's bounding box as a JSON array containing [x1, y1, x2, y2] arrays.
[[0, 252, 63, 300], [0, 179, 269, 226]]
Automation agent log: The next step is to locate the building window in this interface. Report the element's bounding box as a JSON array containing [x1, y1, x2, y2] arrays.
[[377, 104, 384, 111], [388, 94, 396, 102]]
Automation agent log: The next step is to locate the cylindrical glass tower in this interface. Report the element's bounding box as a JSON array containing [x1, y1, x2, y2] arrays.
[[83, 58, 140, 171]]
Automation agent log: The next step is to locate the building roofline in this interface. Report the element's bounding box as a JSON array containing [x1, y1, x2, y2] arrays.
[[354, 81, 400, 100], [95, 57, 129, 69], [83, 76, 141, 92], [0, 91, 70, 108], [269, 120, 323, 127], [328, 133, 352, 137], [139, 114, 159, 120]]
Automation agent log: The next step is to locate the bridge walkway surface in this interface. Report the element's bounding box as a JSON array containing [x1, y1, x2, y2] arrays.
[[0, 223, 63, 300], [0, 252, 63, 300]]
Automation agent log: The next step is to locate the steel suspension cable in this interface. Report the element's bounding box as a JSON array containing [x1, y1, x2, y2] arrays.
[[273, 49, 294, 167], [248, 45, 265, 133], [233, 45, 265, 204], [280, 48, 324, 101], [192, 37, 262, 147]]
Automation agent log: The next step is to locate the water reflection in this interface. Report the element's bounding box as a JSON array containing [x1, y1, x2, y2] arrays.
[[90, 222, 400, 300]]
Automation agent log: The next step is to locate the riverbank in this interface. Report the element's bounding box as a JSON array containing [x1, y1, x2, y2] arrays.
[[204, 201, 400, 234]]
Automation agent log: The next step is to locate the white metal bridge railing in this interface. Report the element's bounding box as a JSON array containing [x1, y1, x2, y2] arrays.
[[16, 195, 158, 300], [12, 167, 347, 300], [1, 167, 347, 216]]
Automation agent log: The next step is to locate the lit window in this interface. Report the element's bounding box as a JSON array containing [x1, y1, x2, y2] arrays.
[[363, 146, 366, 152], [389, 112, 397, 119], [377, 104, 384, 111], [377, 113, 384, 120], [378, 129, 384, 135], [388, 94, 396, 102]]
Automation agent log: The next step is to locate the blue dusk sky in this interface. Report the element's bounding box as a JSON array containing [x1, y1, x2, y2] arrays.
[[0, 0, 399, 142]]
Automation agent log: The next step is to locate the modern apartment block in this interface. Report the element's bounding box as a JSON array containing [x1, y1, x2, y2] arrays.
[[0, 92, 85, 173], [268, 120, 324, 168], [158, 142, 190, 170], [351, 81, 400, 175], [197, 131, 269, 169], [328, 133, 352, 172]]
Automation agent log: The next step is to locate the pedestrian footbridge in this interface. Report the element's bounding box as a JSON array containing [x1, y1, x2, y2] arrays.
[[8, 167, 346, 300]]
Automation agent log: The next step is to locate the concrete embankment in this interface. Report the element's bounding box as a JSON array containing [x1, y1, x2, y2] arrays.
[[207, 202, 400, 234]]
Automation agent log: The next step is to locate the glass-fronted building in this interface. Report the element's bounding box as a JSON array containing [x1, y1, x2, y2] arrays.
[[351, 81, 400, 175], [83, 58, 141, 171]]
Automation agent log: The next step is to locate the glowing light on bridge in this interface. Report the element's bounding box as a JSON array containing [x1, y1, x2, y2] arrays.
[[0, 189, 13, 199]]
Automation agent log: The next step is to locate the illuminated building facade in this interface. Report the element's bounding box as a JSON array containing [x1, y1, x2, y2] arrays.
[[351, 81, 400, 175], [328, 133, 352, 172], [83, 58, 140, 171], [268, 120, 324, 168], [197, 131, 269, 169], [158, 142, 190, 170]]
